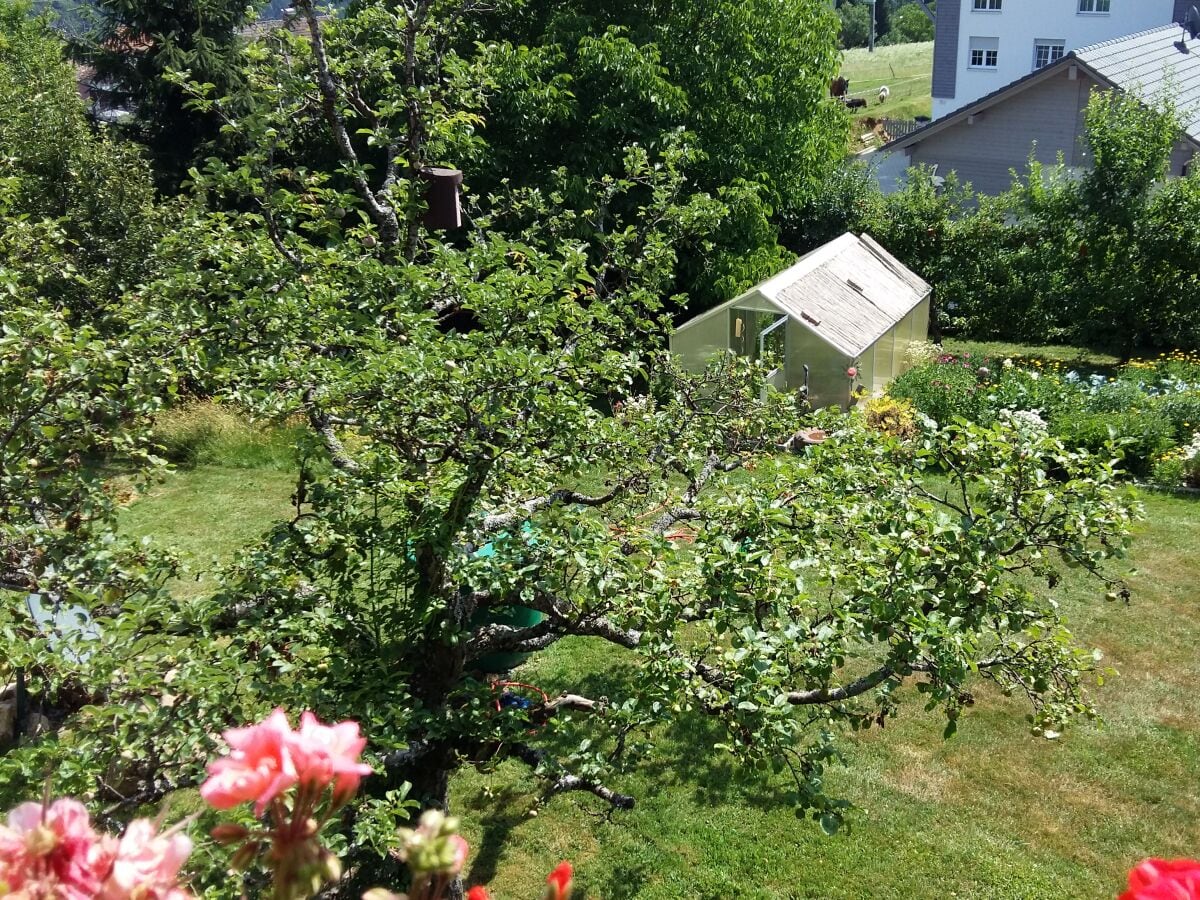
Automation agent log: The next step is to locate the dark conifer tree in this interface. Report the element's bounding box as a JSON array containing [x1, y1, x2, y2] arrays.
[[73, 0, 253, 190]]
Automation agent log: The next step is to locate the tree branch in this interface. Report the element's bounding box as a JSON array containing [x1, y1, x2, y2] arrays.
[[296, 0, 401, 246], [303, 387, 362, 475], [480, 483, 630, 534], [506, 743, 634, 811]]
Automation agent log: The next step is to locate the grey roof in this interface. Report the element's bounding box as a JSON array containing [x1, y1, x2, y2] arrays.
[[1075, 25, 1200, 138], [745, 233, 932, 358], [239, 15, 331, 40], [885, 25, 1200, 152]]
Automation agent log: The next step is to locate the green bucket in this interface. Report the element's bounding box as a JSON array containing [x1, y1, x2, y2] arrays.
[[470, 522, 544, 674]]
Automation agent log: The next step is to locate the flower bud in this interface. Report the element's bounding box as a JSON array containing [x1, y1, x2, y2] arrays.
[[210, 823, 250, 846], [229, 840, 262, 872], [322, 850, 344, 883]]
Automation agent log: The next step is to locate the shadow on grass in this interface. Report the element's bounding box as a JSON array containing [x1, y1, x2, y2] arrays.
[[462, 783, 532, 888]]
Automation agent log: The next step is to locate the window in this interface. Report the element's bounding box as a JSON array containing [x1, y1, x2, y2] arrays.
[[973, 0, 1002, 9], [1078, 0, 1110, 13], [1033, 40, 1066, 69], [969, 36, 1000, 68]]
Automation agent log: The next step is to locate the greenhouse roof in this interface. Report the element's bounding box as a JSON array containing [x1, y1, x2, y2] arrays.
[[747, 233, 931, 358]]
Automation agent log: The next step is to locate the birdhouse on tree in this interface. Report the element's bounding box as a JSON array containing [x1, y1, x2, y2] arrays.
[[420, 167, 464, 230]]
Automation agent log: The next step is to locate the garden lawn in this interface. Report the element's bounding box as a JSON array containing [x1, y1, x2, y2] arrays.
[[119, 468, 1200, 900], [840, 41, 933, 124], [942, 339, 1122, 372], [118, 466, 297, 599]]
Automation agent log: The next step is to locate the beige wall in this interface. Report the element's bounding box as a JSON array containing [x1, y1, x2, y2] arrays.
[[907, 68, 1095, 195], [908, 68, 1199, 192], [1170, 140, 1196, 177]]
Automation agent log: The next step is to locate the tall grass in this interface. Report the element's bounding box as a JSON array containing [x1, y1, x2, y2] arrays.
[[150, 402, 303, 470]]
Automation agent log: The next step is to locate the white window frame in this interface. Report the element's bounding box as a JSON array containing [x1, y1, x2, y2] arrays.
[[968, 37, 1000, 69], [1078, 0, 1111, 14], [973, 0, 1003, 10], [1033, 40, 1066, 70]]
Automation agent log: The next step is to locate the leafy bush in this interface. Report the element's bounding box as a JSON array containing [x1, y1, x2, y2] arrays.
[[1150, 434, 1200, 489], [888, 356, 994, 425], [984, 364, 1073, 419], [151, 402, 301, 469], [1084, 379, 1151, 414], [1051, 409, 1173, 477], [1150, 453, 1188, 489], [861, 395, 919, 439], [1153, 392, 1200, 443]]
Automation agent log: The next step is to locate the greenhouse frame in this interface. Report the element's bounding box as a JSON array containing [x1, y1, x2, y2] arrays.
[[670, 233, 932, 409]]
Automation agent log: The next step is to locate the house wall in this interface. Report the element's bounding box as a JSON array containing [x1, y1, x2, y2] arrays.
[[934, 0, 1178, 119], [1170, 140, 1197, 177], [908, 67, 1096, 195]]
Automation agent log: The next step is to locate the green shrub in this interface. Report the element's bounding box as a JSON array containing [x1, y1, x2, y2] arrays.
[[151, 402, 301, 470], [985, 365, 1073, 418], [1150, 454, 1188, 489], [1153, 391, 1200, 442], [1050, 408, 1174, 477], [889, 357, 995, 425], [1084, 379, 1149, 414]]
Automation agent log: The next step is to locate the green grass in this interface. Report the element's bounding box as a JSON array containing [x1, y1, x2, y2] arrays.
[[117, 465, 1200, 899], [840, 40, 933, 140], [942, 339, 1123, 372], [119, 466, 297, 598]]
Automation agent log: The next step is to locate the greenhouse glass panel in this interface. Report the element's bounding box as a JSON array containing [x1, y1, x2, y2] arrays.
[[872, 327, 895, 395], [788, 321, 852, 408], [855, 346, 874, 403], [670, 309, 729, 374], [730, 309, 787, 364]]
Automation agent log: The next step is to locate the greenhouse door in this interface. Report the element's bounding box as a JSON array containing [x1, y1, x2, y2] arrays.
[[758, 314, 787, 394]]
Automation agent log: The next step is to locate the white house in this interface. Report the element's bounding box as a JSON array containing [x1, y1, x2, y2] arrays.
[[932, 0, 1191, 119]]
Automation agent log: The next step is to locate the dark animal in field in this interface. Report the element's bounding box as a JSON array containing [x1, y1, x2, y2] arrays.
[[830, 76, 850, 98], [843, 97, 867, 110]]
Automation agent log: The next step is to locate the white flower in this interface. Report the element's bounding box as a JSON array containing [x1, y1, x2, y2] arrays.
[[1002, 358, 1014, 369], [1001, 408, 1048, 435]]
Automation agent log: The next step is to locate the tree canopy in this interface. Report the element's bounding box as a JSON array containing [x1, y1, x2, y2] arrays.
[[0, 3, 1146, 898]]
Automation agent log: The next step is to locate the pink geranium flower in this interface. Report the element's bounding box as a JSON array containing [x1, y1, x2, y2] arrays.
[[100, 819, 193, 900], [0, 799, 114, 900], [1121, 858, 1200, 899], [200, 708, 299, 815], [289, 712, 374, 807]]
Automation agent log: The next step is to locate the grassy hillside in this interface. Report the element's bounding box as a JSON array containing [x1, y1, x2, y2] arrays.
[[841, 40, 933, 125]]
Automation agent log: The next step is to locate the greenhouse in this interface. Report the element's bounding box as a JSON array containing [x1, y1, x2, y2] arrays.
[[670, 233, 932, 408]]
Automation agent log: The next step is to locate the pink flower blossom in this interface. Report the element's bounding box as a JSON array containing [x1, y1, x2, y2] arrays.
[[289, 712, 374, 807], [448, 835, 470, 876], [201, 708, 299, 815], [0, 799, 114, 900], [100, 819, 193, 900], [846, 367, 859, 379], [1120, 858, 1200, 899]]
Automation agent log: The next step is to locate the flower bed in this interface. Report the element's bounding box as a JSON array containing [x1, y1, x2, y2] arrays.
[[888, 350, 1200, 486]]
